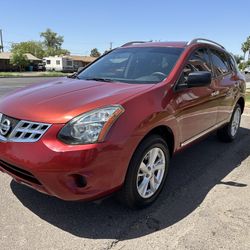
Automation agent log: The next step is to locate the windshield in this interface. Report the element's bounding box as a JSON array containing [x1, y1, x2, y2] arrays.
[[77, 47, 184, 84]]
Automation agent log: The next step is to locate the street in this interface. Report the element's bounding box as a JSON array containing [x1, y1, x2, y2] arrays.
[[0, 77, 250, 250]]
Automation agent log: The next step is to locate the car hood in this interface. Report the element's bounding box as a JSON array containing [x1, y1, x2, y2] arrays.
[[0, 77, 153, 123]]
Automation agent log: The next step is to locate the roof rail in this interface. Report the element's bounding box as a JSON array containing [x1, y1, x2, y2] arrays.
[[187, 38, 225, 49], [121, 41, 150, 47]]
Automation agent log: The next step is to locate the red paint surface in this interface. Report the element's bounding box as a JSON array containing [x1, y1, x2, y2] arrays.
[[0, 42, 246, 201]]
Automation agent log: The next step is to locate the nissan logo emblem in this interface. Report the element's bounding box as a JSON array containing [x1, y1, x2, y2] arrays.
[[0, 118, 11, 136]]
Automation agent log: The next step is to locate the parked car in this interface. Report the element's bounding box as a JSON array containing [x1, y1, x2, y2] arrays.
[[0, 39, 246, 208], [244, 66, 250, 74], [37, 62, 46, 71], [31, 63, 46, 72]]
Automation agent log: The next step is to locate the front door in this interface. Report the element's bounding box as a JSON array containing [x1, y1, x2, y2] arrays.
[[173, 47, 218, 146]]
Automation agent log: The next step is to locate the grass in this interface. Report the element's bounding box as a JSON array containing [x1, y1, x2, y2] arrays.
[[0, 71, 71, 78], [246, 91, 250, 107]]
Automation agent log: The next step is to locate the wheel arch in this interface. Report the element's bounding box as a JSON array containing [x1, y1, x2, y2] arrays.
[[237, 97, 245, 114], [140, 125, 175, 157]]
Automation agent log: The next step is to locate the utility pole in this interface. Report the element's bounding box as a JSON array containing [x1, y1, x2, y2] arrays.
[[109, 42, 113, 50], [0, 29, 3, 52]]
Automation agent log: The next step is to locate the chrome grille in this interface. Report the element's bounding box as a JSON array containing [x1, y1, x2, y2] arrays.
[[0, 114, 51, 143], [9, 120, 51, 142]]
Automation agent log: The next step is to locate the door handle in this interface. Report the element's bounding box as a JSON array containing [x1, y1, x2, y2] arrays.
[[211, 90, 219, 97]]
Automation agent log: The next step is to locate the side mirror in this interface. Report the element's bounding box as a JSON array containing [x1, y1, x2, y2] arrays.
[[187, 71, 211, 88]]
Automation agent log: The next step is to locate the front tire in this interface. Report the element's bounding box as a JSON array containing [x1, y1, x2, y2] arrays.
[[117, 135, 170, 208], [217, 104, 242, 142]]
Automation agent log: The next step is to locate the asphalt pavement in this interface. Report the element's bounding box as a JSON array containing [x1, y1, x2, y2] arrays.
[[0, 77, 250, 250]]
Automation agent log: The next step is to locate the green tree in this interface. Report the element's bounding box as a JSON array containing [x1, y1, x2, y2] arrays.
[[10, 51, 29, 71], [40, 28, 69, 56], [11, 41, 45, 59], [241, 42, 248, 60], [44, 47, 70, 57], [241, 36, 250, 60], [233, 54, 244, 64], [40, 28, 64, 49], [90, 48, 101, 57]]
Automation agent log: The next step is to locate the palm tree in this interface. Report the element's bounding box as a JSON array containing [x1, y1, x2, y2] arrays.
[[241, 42, 248, 61], [234, 54, 244, 64], [241, 36, 250, 61]]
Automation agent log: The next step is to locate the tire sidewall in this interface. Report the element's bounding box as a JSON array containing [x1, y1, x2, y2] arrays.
[[126, 136, 170, 207]]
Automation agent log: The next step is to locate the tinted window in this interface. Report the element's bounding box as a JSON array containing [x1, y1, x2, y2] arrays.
[[189, 48, 212, 72], [178, 48, 211, 85], [210, 50, 230, 76], [56, 60, 60, 65], [228, 55, 237, 72], [46, 60, 51, 65], [78, 47, 184, 84]]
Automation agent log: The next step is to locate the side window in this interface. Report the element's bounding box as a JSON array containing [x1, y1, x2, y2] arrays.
[[210, 50, 230, 76], [178, 48, 212, 85], [228, 54, 237, 72], [189, 48, 212, 72]]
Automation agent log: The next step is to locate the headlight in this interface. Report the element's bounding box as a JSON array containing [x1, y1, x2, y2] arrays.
[[58, 105, 124, 145]]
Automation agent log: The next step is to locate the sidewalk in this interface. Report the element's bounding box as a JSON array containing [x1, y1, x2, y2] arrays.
[[246, 81, 250, 89]]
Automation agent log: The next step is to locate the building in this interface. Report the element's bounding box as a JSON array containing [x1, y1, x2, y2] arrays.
[[43, 55, 96, 72], [69, 55, 96, 71], [0, 52, 42, 71]]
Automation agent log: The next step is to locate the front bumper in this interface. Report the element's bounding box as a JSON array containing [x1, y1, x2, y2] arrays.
[[0, 124, 139, 201]]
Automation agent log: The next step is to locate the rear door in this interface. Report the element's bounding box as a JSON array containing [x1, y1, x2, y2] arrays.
[[209, 49, 237, 123], [174, 47, 218, 145]]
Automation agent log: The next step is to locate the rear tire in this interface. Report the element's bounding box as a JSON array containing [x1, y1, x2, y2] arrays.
[[217, 104, 242, 142], [117, 135, 170, 208]]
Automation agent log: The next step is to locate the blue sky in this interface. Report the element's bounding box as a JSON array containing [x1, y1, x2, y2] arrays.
[[1, 0, 249, 56]]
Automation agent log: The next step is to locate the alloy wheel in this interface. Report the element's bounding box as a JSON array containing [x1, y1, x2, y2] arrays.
[[136, 147, 166, 198], [231, 107, 241, 137]]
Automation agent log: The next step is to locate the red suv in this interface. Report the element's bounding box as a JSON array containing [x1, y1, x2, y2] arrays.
[[0, 38, 246, 208]]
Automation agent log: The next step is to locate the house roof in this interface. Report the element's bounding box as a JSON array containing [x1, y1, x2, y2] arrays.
[[69, 55, 96, 63], [0, 52, 41, 61]]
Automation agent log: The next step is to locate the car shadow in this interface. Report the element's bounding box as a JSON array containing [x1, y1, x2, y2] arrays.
[[10, 127, 250, 240]]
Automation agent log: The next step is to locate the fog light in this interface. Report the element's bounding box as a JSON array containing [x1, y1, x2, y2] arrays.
[[72, 174, 87, 188]]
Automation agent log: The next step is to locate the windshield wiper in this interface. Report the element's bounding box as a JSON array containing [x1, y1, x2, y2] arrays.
[[85, 77, 114, 82]]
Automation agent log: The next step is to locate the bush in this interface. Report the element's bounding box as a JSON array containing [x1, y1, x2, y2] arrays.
[[10, 51, 29, 72], [238, 60, 250, 70]]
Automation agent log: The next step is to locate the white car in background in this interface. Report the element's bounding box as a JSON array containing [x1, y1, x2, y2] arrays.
[[245, 66, 250, 74]]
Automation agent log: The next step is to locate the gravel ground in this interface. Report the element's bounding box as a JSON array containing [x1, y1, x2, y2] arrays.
[[0, 78, 250, 250]]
